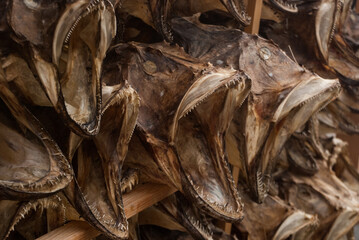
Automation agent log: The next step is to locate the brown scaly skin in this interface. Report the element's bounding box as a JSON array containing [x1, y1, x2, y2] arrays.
[[4, 0, 117, 136], [63, 84, 140, 240], [170, 16, 341, 203], [0, 69, 73, 200], [105, 42, 249, 221]]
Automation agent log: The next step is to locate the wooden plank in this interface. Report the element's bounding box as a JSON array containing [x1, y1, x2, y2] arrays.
[[356, 0, 359, 13], [37, 221, 98, 240], [37, 183, 177, 240], [244, 0, 263, 34], [124, 183, 176, 218]]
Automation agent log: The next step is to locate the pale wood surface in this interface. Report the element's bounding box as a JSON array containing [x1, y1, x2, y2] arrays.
[[123, 183, 176, 218], [245, 0, 263, 34], [36, 183, 176, 240], [37, 221, 99, 240]]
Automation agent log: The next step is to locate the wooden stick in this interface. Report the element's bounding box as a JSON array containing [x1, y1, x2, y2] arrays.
[[124, 183, 176, 218], [36, 221, 99, 240], [37, 183, 176, 240], [244, 0, 263, 34]]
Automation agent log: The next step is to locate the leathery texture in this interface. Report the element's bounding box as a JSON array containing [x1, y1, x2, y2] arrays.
[[0, 0, 358, 239]]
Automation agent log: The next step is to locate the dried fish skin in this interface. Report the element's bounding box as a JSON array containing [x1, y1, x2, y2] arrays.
[[0, 193, 70, 240], [342, 10, 359, 58], [94, 84, 140, 219], [64, 142, 129, 240], [293, 0, 359, 83], [235, 192, 318, 240], [108, 42, 248, 221], [0, 71, 73, 200], [17, 0, 117, 137], [281, 160, 359, 239], [7, 0, 61, 49], [1, 53, 52, 107], [63, 84, 139, 239], [124, 132, 171, 186], [286, 136, 319, 176], [143, 192, 214, 240], [171, 16, 341, 202], [52, 0, 116, 136], [121, 0, 250, 43]]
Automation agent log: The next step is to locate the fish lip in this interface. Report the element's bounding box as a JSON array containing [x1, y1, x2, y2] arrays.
[[0, 81, 73, 199], [49, 0, 116, 136], [268, 0, 298, 13], [63, 85, 139, 239], [251, 78, 341, 203], [221, 0, 252, 26], [173, 79, 247, 221], [67, 179, 129, 239], [180, 167, 244, 222], [159, 193, 214, 240]]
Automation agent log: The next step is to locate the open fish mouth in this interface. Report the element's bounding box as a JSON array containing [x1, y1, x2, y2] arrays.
[[0, 70, 73, 200], [228, 75, 340, 202], [170, 16, 341, 202], [64, 84, 139, 239], [65, 142, 129, 239], [172, 75, 250, 220], [152, 192, 214, 240], [108, 42, 248, 221], [46, 0, 116, 136], [220, 0, 252, 26], [268, 0, 298, 13]]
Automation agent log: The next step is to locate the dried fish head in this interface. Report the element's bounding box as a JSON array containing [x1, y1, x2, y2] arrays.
[[108, 42, 248, 221], [94, 84, 139, 219], [171, 16, 340, 202], [0, 70, 72, 200], [39, 0, 116, 136], [65, 141, 129, 239], [64, 84, 139, 239]]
